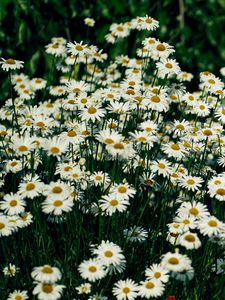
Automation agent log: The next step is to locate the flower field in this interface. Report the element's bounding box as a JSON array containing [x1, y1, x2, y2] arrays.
[[0, 13, 225, 300]]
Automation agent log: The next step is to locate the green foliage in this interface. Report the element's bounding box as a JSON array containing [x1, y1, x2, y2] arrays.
[[0, 0, 225, 76]]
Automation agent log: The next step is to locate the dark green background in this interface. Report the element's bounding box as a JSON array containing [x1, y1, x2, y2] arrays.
[[0, 0, 225, 76]]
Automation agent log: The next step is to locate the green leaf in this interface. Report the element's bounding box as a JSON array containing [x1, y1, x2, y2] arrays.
[[0, 0, 12, 21], [17, 0, 29, 14], [27, 50, 40, 75], [17, 21, 26, 45]]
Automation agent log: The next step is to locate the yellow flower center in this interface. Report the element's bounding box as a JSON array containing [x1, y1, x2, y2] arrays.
[[67, 130, 77, 137], [113, 143, 124, 149], [176, 124, 185, 130], [75, 45, 83, 51], [158, 163, 166, 169], [189, 207, 199, 216], [26, 183, 35, 191], [104, 250, 113, 257], [36, 121, 45, 128], [110, 199, 119, 206], [171, 143, 180, 151], [122, 287, 130, 294], [42, 284, 53, 293], [10, 161, 18, 166], [151, 95, 160, 103], [88, 266, 97, 272], [15, 296, 23, 300], [208, 220, 218, 227], [118, 186, 127, 193], [168, 257, 179, 265], [9, 200, 17, 207], [208, 79, 215, 84], [165, 63, 173, 69], [145, 281, 155, 289], [53, 200, 63, 207], [186, 179, 195, 185], [154, 272, 161, 279], [18, 145, 28, 152], [5, 58, 16, 64], [50, 147, 60, 154], [0, 222, 6, 230], [52, 186, 63, 193], [216, 188, 225, 196], [87, 106, 97, 114], [95, 175, 102, 181], [184, 234, 196, 242], [42, 266, 53, 273], [104, 138, 114, 144], [156, 44, 166, 51]]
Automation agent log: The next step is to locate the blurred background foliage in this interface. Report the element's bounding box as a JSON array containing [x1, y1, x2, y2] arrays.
[[0, 0, 225, 77]]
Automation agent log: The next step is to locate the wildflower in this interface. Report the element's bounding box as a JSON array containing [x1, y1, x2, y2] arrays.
[[110, 183, 136, 200], [178, 175, 203, 192], [162, 142, 188, 160], [156, 59, 181, 78], [137, 279, 165, 298], [161, 252, 192, 272], [84, 17, 95, 27], [198, 216, 224, 237], [43, 136, 69, 157], [179, 231, 201, 249], [7, 290, 28, 300], [76, 282, 92, 294], [45, 42, 66, 57], [177, 201, 210, 219], [99, 194, 129, 216], [1, 193, 25, 215], [33, 282, 65, 300], [92, 240, 125, 267], [0, 58, 24, 71], [78, 258, 107, 282], [112, 279, 139, 300], [80, 105, 106, 122], [67, 41, 89, 56], [3, 263, 19, 277], [31, 265, 62, 283], [145, 264, 169, 283], [18, 175, 44, 199], [42, 195, 74, 215]]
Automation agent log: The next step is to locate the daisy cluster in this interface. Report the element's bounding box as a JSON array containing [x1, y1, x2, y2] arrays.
[[1, 14, 225, 300]]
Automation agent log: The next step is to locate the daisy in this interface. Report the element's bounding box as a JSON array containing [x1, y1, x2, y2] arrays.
[[3, 263, 19, 277], [137, 279, 165, 298], [92, 240, 125, 267], [7, 290, 28, 300], [151, 40, 175, 59], [5, 159, 23, 173], [76, 282, 92, 294], [151, 159, 172, 178], [173, 120, 191, 136], [33, 282, 65, 300], [106, 141, 136, 159], [78, 258, 106, 282], [215, 106, 225, 124], [18, 175, 44, 199], [144, 93, 169, 112], [43, 136, 68, 157], [31, 265, 62, 283], [162, 142, 188, 160], [84, 17, 95, 27], [0, 58, 24, 71], [112, 278, 139, 300], [137, 15, 159, 31], [161, 252, 192, 272], [42, 195, 74, 215], [45, 42, 66, 56], [99, 194, 129, 216], [1, 193, 25, 215], [179, 231, 201, 249], [90, 171, 111, 186], [145, 264, 169, 283], [110, 183, 136, 200], [96, 129, 123, 145], [156, 58, 181, 78], [198, 216, 224, 237], [177, 201, 210, 219], [30, 78, 47, 90], [110, 23, 130, 38], [177, 71, 194, 82], [193, 101, 211, 117], [67, 41, 89, 56], [11, 134, 34, 156], [178, 175, 203, 192], [43, 180, 72, 198], [80, 105, 105, 122], [123, 226, 148, 243], [0, 216, 14, 237]]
